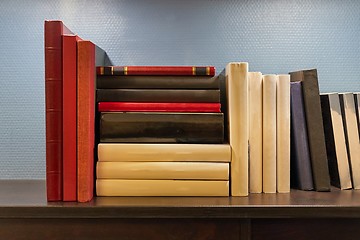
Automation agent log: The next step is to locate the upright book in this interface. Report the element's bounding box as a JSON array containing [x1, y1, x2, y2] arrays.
[[355, 93, 360, 138], [320, 93, 352, 189], [289, 69, 331, 192], [97, 66, 215, 76], [44, 20, 73, 201]]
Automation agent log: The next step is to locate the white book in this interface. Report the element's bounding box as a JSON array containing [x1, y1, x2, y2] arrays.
[[96, 161, 229, 180], [248, 72, 263, 193], [262, 74, 277, 193], [225, 62, 249, 196], [339, 93, 360, 189], [276, 75, 290, 193]]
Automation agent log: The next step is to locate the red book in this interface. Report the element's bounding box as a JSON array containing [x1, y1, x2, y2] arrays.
[[62, 34, 82, 201], [98, 102, 221, 112], [77, 40, 95, 202], [96, 66, 215, 76], [44, 20, 73, 201]]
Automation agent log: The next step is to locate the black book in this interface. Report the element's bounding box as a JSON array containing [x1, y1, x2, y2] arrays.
[[99, 112, 224, 143]]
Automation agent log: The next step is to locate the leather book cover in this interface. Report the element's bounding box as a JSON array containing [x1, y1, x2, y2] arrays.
[[96, 89, 220, 103], [96, 66, 215, 76], [44, 20, 73, 201], [99, 112, 224, 144], [289, 69, 331, 191], [96, 75, 219, 89]]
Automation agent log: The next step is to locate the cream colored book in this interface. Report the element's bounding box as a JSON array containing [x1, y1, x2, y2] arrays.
[[248, 72, 263, 193], [225, 62, 249, 196], [276, 74, 290, 193], [262, 74, 277, 193], [96, 180, 229, 196], [98, 143, 231, 162], [96, 162, 229, 180], [339, 93, 360, 189]]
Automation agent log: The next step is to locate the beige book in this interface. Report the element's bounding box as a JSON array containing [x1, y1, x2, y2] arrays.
[[96, 162, 229, 180], [276, 74, 290, 193], [96, 179, 229, 196], [98, 143, 231, 162], [225, 62, 249, 196], [248, 72, 263, 193], [262, 74, 277, 193], [339, 93, 360, 189]]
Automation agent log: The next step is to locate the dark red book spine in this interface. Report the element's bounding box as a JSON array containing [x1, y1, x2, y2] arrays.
[[98, 102, 221, 113], [96, 66, 215, 76], [44, 20, 72, 201]]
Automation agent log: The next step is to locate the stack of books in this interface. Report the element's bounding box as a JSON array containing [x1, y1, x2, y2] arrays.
[[95, 66, 231, 196]]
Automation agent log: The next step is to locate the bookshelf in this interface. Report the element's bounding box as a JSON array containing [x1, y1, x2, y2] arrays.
[[1, 180, 360, 239]]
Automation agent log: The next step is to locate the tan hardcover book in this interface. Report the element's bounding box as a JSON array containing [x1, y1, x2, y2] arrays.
[[96, 180, 229, 196], [277, 75, 290, 193], [248, 72, 263, 193], [262, 74, 277, 193], [225, 62, 249, 196], [96, 162, 229, 180], [98, 143, 231, 162], [339, 93, 360, 189]]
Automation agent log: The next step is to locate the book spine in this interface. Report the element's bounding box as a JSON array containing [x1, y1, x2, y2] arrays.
[[98, 102, 221, 113], [96, 66, 215, 76], [276, 75, 290, 193], [248, 72, 263, 193], [77, 40, 95, 202], [262, 75, 277, 193], [96, 89, 220, 103], [100, 112, 224, 144], [226, 62, 249, 196], [355, 93, 360, 141], [96, 162, 229, 180]]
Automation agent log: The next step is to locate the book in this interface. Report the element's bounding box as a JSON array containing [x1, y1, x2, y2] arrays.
[[248, 72, 263, 193], [44, 20, 73, 201], [276, 75, 290, 193], [339, 93, 360, 189], [96, 75, 219, 89], [96, 89, 220, 103], [290, 82, 314, 191], [320, 93, 352, 189], [289, 69, 331, 192], [96, 66, 215, 76], [225, 62, 248, 196], [355, 93, 360, 138], [62, 34, 81, 201], [99, 112, 224, 144], [96, 179, 229, 196], [97, 143, 231, 162], [97, 102, 221, 113], [96, 162, 229, 180], [262, 74, 277, 193]]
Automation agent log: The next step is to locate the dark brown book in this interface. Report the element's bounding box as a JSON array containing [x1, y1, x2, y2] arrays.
[[96, 89, 220, 103], [99, 112, 224, 143], [289, 69, 331, 192]]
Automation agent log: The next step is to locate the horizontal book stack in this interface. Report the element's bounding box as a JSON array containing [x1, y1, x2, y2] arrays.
[[95, 66, 230, 196]]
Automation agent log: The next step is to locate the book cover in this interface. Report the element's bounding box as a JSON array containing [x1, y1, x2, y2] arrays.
[[290, 82, 314, 191], [289, 69, 331, 192], [96, 89, 220, 103], [320, 93, 352, 189], [225, 62, 248, 196], [262, 74, 277, 193], [97, 143, 231, 162], [99, 112, 224, 144], [97, 102, 221, 113], [276, 75, 290, 193], [248, 72, 263, 193], [97, 66, 215, 76], [339, 93, 360, 189], [96, 75, 219, 89], [96, 162, 229, 180], [44, 20, 73, 201], [96, 179, 229, 196]]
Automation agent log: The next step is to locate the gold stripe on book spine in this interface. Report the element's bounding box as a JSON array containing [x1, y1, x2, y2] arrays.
[[111, 66, 114, 75], [124, 67, 128, 75], [192, 67, 196, 75], [206, 67, 210, 76], [100, 67, 104, 75]]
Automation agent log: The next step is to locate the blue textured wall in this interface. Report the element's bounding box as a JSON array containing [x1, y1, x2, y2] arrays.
[[0, 0, 359, 179]]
